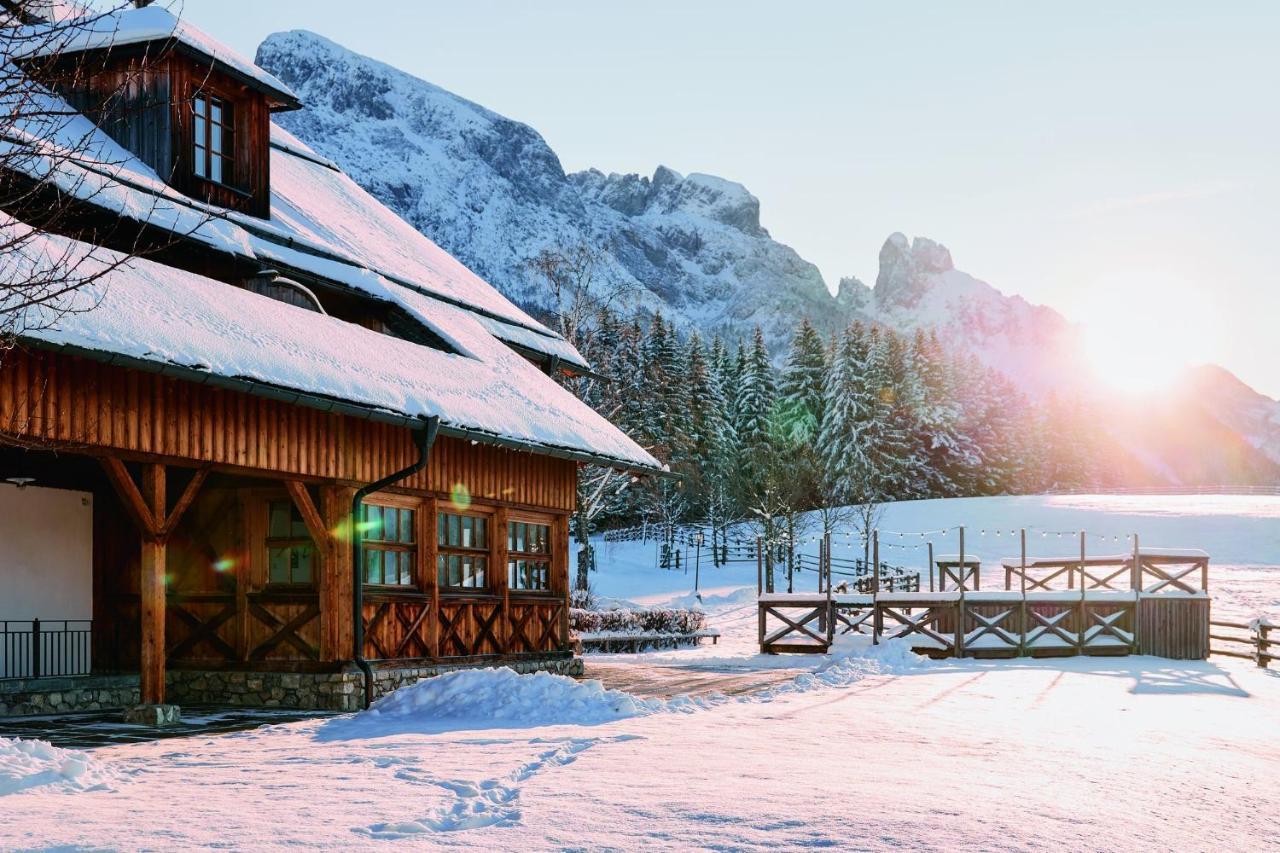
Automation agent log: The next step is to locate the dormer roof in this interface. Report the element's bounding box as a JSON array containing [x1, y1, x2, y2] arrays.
[[14, 5, 301, 110]]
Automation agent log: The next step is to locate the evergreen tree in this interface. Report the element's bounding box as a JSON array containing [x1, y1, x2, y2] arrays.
[[777, 318, 827, 445]]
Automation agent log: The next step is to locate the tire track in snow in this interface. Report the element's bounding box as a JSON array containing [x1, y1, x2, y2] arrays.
[[356, 734, 642, 837]]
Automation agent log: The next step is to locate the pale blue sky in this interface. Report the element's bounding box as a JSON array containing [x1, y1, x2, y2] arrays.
[[175, 1, 1279, 396]]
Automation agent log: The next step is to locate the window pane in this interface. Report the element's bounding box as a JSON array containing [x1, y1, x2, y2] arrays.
[[291, 506, 309, 539], [449, 554, 461, 587], [269, 548, 289, 584], [365, 549, 381, 584], [476, 517, 487, 549], [294, 546, 314, 584], [193, 146, 206, 178], [398, 551, 412, 585], [437, 514, 446, 546], [210, 154, 222, 183], [210, 101, 222, 124], [381, 507, 397, 543], [461, 516, 473, 548], [448, 514, 461, 548], [194, 114, 205, 142], [193, 96, 207, 117], [364, 505, 383, 541], [474, 556, 487, 588], [268, 501, 291, 538], [399, 509, 415, 544], [211, 125, 222, 155]]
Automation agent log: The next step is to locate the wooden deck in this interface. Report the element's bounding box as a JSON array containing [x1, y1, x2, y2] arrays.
[[758, 546, 1211, 660]]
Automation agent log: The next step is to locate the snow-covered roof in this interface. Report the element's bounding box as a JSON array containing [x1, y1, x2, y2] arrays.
[[8, 223, 661, 472], [0, 87, 590, 369], [13, 5, 299, 108]]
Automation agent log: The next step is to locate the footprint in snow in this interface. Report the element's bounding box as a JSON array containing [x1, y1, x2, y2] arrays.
[[357, 735, 640, 837]]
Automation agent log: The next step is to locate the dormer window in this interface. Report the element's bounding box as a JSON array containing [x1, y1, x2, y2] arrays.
[[192, 93, 234, 185]]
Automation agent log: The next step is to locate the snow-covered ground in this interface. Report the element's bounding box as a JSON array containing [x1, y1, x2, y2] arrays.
[[2, 495, 1278, 850]]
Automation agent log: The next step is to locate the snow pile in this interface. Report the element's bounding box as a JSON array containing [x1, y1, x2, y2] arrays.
[[322, 667, 715, 738], [0, 738, 115, 795], [754, 637, 931, 701]]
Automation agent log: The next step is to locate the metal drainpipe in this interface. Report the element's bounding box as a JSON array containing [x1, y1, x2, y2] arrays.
[[352, 416, 440, 709]]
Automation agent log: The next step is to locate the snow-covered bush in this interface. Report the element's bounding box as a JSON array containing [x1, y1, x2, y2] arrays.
[[570, 606, 706, 636]]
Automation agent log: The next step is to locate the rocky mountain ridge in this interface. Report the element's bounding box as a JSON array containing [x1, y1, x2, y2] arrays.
[[255, 30, 1280, 482]]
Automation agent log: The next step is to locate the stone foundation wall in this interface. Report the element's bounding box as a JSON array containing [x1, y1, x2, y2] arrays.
[[169, 656, 586, 712], [0, 674, 139, 717], [0, 657, 585, 716]]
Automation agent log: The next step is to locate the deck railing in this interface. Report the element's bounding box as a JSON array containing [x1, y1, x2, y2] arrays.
[[0, 619, 93, 680], [758, 534, 1212, 659]]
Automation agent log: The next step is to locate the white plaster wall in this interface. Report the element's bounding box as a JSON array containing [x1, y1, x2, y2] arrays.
[[0, 483, 93, 621]]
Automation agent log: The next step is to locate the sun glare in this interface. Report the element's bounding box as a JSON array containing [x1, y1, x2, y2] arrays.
[[1075, 271, 1214, 394]]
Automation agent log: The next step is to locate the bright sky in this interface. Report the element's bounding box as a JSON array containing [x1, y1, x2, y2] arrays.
[[174, 0, 1280, 397]]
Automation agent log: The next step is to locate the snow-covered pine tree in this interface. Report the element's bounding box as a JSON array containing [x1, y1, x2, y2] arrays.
[[735, 326, 776, 459], [777, 318, 827, 446], [909, 329, 978, 497]]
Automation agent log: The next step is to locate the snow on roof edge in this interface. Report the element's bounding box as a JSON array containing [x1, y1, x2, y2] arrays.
[[15, 5, 299, 107]]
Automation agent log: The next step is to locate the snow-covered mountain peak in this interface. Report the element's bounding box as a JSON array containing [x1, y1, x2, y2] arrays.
[[570, 166, 764, 237], [257, 30, 831, 342], [875, 233, 957, 309]]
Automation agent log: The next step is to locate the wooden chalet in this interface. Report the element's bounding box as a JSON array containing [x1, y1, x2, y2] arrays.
[[0, 4, 659, 721]]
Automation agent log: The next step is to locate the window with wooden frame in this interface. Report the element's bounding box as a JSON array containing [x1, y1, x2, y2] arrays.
[[508, 519, 552, 592], [266, 500, 314, 586], [437, 511, 489, 591], [192, 91, 234, 185], [361, 503, 417, 587]]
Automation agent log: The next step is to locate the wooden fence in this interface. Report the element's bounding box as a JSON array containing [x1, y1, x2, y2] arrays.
[[758, 531, 1212, 660], [1209, 619, 1277, 668]]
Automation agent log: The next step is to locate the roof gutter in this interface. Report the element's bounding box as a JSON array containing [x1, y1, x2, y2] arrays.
[[352, 417, 438, 709], [20, 337, 667, 475]]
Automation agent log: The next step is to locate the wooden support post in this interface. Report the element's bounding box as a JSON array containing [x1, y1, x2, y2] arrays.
[[872, 530, 880, 646], [318, 485, 355, 662], [553, 514, 570, 651], [1259, 623, 1271, 669], [824, 532, 832, 593], [423, 495, 440, 657], [1019, 528, 1027, 657], [99, 458, 205, 712], [494, 507, 510, 652], [747, 535, 757, 594], [1078, 530, 1087, 653], [928, 542, 934, 593], [824, 533, 833, 643], [1131, 532, 1141, 653], [138, 463, 166, 706], [956, 525, 966, 657], [872, 530, 880, 594]]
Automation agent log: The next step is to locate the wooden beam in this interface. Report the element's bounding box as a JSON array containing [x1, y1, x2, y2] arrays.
[[159, 467, 209, 540], [139, 462, 166, 705], [100, 456, 160, 536], [284, 480, 327, 545]]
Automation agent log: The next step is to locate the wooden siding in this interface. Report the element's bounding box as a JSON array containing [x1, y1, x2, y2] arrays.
[[57, 55, 175, 180], [1138, 597, 1210, 660], [0, 347, 577, 512]]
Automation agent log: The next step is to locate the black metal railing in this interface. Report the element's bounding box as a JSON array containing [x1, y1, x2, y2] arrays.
[[1, 619, 93, 680]]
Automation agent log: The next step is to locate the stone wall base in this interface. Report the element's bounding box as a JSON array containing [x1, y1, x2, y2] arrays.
[[168, 656, 586, 712], [0, 674, 141, 717], [0, 657, 584, 716]]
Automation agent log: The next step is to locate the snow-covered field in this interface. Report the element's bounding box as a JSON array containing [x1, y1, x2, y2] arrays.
[[2, 495, 1278, 850]]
